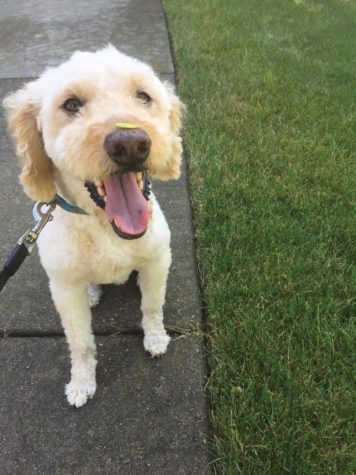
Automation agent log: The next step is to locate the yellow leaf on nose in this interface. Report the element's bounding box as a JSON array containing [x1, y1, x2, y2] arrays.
[[115, 122, 139, 129]]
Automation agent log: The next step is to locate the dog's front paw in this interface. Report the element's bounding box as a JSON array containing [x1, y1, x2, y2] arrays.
[[65, 378, 96, 408], [144, 331, 171, 357]]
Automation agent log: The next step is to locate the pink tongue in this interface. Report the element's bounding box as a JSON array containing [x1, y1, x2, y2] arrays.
[[103, 173, 149, 237]]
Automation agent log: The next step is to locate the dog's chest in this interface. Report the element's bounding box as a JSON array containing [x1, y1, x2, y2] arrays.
[[37, 202, 170, 285]]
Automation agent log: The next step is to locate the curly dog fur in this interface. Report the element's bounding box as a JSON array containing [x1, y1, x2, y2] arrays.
[[3, 45, 184, 407]]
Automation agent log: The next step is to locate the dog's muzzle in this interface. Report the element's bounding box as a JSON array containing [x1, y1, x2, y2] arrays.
[[84, 124, 153, 240]]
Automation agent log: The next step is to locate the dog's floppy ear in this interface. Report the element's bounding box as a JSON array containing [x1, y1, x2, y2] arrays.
[[3, 82, 56, 202], [165, 82, 185, 180]]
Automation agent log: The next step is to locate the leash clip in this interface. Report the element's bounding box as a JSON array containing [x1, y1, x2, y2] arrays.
[[18, 202, 56, 254], [0, 201, 57, 293]]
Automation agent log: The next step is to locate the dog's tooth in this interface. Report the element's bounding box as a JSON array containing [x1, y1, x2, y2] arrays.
[[136, 172, 142, 181], [97, 186, 105, 197], [94, 179, 102, 187], [138, 180, 144, 190]]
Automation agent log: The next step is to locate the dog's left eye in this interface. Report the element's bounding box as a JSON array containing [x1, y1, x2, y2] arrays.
[[63, 98, 83, 113], [136, 91, 152, 104]]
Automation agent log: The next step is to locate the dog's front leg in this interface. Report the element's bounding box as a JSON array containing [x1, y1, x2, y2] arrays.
[[138, 254, 171, 357], [49, 281, 97, 408]]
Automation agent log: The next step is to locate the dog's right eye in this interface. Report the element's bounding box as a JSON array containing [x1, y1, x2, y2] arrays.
[[63, 98, 83, 113]]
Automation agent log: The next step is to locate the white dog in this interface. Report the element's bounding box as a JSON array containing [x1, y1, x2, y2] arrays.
[[3, 45, 184, 407]]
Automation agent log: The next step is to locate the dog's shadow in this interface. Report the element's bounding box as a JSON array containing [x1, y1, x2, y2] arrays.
[[91, 271, 142, 334]]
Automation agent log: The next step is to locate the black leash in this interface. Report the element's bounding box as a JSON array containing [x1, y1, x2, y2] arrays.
[[0, 202, 56, 293]]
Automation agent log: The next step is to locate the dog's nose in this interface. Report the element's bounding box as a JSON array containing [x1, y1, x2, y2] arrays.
[[104, 128, 151, 168]]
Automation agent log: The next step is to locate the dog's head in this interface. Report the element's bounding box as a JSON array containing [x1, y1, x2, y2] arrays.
[[3, 45, 184, 239]]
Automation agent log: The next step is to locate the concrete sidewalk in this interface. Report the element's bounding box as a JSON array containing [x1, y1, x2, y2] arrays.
[[0, 1, 209, 473]]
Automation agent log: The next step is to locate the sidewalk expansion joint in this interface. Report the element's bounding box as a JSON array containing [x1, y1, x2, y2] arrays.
[[0, 327, 205, 339], [0, 76, 37, 81], [0, 71, 175, 82]]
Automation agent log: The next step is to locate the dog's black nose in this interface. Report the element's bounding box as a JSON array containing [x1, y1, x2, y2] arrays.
[[104, 128, 151, 168]]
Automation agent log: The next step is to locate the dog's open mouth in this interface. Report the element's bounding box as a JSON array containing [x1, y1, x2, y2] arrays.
[[85, 172, 151, 240]]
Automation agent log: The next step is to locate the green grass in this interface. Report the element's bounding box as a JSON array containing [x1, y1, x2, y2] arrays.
[[163, 0, 355, 473]]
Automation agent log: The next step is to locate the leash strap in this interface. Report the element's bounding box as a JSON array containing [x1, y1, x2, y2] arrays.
[[0, 242, 30, 292], [0, 202, 56, 294]]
